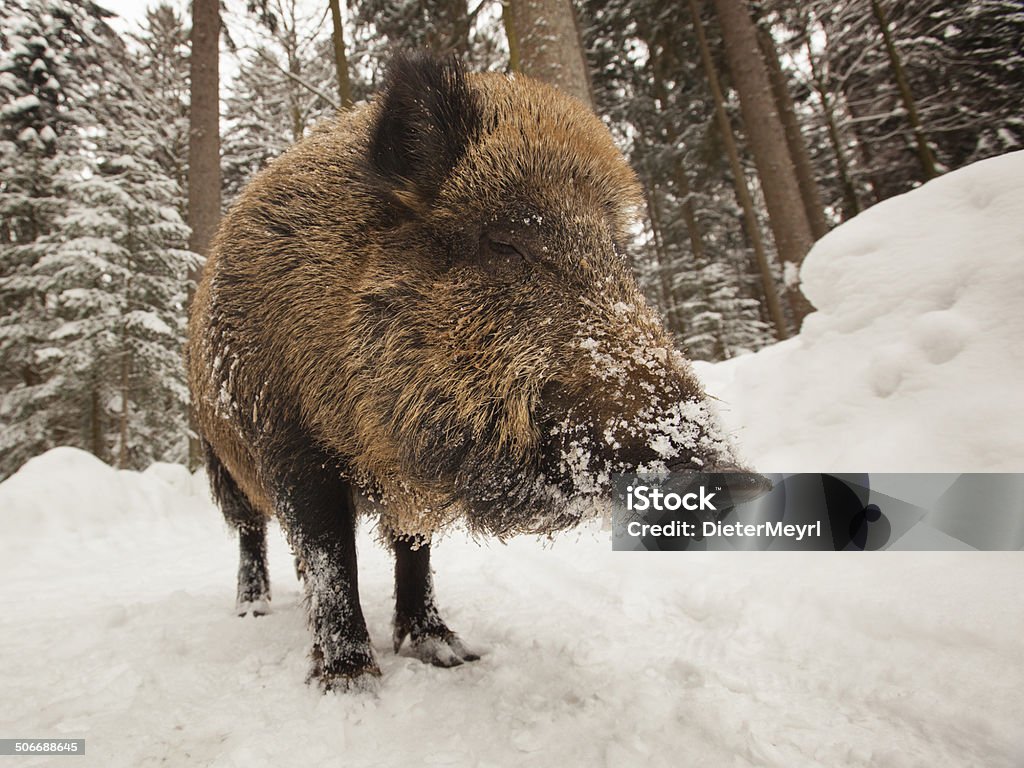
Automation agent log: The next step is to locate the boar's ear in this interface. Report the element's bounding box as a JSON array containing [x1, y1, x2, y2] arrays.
[[369, 52, 482, 213]]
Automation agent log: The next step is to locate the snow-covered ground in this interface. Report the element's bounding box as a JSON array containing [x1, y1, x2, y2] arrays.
[[2, 154, 1023, 767], [2, 448, 1022, 767]]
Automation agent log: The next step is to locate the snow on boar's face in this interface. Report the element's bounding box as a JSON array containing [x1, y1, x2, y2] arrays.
[[358, 54, 762, 536]]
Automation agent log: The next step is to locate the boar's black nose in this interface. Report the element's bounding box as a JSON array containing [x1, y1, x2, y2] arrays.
[[663, 460, 773, 505], [708, 466, 773, 505]]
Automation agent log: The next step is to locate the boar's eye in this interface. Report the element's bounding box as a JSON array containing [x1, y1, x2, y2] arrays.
[[487, 237, 524, 258], [480, 232, 532, 267]]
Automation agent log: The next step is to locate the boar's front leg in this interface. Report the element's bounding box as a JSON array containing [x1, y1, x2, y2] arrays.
[[391, 535, 480, 667], [272, 443, 380, 691]]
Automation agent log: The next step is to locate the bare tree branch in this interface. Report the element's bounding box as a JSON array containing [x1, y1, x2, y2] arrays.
[[254, 48, 340, 110]]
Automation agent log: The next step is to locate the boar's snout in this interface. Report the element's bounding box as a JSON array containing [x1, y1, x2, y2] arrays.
[[536, 347, 770, 506]]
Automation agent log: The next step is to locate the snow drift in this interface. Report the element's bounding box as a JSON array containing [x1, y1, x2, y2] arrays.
[[1, 155, 1023, 767], [696, 150, 1024, 471]]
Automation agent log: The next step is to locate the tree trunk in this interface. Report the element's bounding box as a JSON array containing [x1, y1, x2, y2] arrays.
[[645, 47, 708, 344], [422, 0, 471, 55], [188, 0, 221, 468], [121, 215, 134, 471], [118, 349, 129, 469], [508, 0, 593, 107], [284, 19, 304, 142], [711, 0, 814, 326], [446, 0, 473, 56], [840, 80, 886, 204], [672, 159, 707, 266], [688, 0, 788, 340], [755, 21, 828, 239], [643, 181, 682, 339], [805, 34, 861, 219], [90, 386, 103, 461], [640, 176, 668, 284], [869, 0, 938, 181], [635, 150, 671, 324], [328, 0, 352, 108], [188, 0, 220, 274], [649, 51, 708, 267], [502, 0, 521, 73]]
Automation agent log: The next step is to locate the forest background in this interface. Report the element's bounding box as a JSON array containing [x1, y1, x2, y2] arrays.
[[1, 0, 1020, 477]]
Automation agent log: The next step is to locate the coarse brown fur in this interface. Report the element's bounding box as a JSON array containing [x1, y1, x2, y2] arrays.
[[187, 53, 756, 688]]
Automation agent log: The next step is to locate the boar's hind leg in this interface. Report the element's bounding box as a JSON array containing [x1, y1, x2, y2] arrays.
[[204, 442, 270, 617], [392, 536, 480, 667], [272, 445, 380, 691]]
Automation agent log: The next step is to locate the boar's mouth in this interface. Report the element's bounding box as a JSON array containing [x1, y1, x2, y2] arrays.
[[452, 456, 589, 538], [444, 392, 765, 540]]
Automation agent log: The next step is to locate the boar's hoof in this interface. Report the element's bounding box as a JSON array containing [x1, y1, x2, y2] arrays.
[[236, 595, 271, 617], [308, 651, 382, 693], [399, 630, 480, 667]]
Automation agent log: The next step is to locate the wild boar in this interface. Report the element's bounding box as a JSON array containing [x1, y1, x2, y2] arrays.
[[187, 52, 764, 691]]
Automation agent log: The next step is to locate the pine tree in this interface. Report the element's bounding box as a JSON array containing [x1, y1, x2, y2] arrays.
[[130, 4, 191, 217], [92, 10, 197, 468], [0, 0, 118, 475], [1, 0, 197, 476], [924, 1, 1024, 164], [33, 148, 194, 468]]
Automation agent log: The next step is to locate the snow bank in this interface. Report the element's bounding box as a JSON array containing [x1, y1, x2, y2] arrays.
[[0, 446, 210, 541], [696, 151, 1024, 471]]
